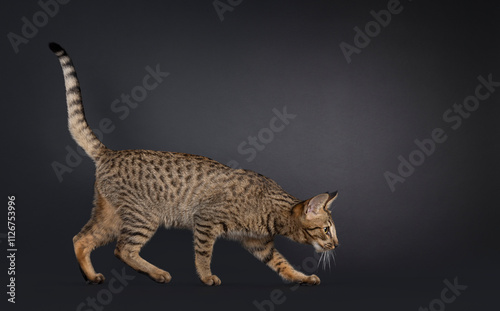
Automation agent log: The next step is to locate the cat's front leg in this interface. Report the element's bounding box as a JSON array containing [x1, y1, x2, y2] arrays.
[[193, 221, 221, 286], [242, 237, 320, 285]]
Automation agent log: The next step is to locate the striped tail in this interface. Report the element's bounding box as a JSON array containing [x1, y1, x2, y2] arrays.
[[49, 43, 106, 161]]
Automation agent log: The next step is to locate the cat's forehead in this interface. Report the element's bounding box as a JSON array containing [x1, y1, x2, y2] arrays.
[[308, 210, 333, 225], [322, 208, 333, 219]]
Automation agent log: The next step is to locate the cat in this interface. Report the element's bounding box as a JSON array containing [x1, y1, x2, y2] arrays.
[[48, 42, 339, 286]]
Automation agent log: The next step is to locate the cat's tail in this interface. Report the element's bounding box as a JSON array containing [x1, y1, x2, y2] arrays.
[[49, 42, 107, 161]]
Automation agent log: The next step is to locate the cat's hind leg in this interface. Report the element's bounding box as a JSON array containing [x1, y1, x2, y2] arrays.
[[73, 192, 121, 284], [242, 237, 320, 285], [113, 205, 171, 283]]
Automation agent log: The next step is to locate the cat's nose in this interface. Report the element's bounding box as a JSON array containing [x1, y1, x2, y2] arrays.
[[334, 242, 339, 248]]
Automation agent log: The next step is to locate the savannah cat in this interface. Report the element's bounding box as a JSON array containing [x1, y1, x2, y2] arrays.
[[49, 42, 339, 286]]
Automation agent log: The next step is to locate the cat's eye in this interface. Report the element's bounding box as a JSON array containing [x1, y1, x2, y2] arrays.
[[323, 227, 329, 234]]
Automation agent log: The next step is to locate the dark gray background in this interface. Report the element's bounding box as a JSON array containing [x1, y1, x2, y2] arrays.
[[1, 0, 499, 310]]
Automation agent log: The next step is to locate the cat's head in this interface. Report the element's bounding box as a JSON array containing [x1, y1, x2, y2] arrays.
[[292, 192, 339, 252]]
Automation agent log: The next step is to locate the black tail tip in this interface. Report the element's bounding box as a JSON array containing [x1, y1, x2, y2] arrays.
[[48, 42, 64, 53]]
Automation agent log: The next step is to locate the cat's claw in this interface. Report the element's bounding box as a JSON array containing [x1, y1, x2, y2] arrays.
[[201, 275, 222, 286], [300, 274, 321, 286], [88, 273, 105, 284], [152, 271, 172, 283]]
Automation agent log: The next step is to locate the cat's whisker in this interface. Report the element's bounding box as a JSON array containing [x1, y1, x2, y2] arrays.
[[330, 250, 335, 268], [319, 250, 329, 271], [317, 252, 325, 269], [318, 250, 337, 271]]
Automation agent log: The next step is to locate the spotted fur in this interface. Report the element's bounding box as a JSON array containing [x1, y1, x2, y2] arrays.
[[49, 43, 340, 286]]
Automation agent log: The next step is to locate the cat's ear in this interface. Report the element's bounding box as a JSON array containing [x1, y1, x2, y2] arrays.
[[304, 193, 329, 220], [324, 191, 339, 211]]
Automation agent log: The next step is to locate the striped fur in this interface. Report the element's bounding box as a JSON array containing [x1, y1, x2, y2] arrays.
[[49, 43, 105, 160], [49, 43, 339, 286]]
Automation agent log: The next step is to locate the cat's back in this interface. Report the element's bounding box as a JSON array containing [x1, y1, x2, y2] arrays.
[[95, 148, 229, 191], [94, 148, 268, 206]]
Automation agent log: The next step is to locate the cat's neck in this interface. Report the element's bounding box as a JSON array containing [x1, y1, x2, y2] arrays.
[[267, 195, 302, 237]]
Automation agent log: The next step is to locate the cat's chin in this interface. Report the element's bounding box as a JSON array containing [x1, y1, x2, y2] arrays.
[[312, 242, 324, 252]]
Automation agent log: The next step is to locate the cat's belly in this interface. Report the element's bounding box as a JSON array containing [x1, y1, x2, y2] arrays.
[[161, 204, 194, 229], [222, 230, 269, 241]]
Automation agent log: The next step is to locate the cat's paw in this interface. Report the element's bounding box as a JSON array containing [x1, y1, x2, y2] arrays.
[[151, 270, 172, 283], [201, 275, 222, 286], [88, 273, 105, 284], [300, 274, 321, 286]]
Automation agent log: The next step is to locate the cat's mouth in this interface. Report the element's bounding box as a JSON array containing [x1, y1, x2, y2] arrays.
[[313, 241, 337, 252]]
